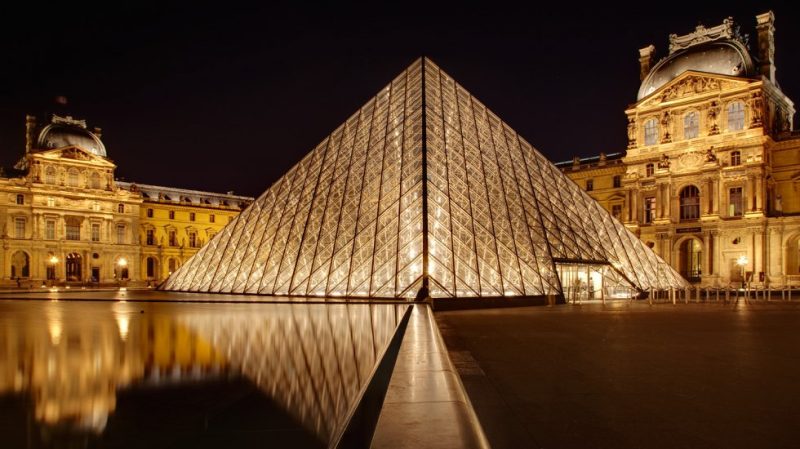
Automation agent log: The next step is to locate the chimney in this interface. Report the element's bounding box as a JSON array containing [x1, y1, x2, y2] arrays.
[[755, 11, 776, 83], [638, 45, 656, 81], [25, 115, 36, 153]]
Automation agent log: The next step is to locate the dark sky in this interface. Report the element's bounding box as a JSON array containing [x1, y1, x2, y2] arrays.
[[1, 1, 797, 198]]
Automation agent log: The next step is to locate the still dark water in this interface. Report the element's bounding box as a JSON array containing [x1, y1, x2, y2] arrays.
[[0, 300, 407, 449]]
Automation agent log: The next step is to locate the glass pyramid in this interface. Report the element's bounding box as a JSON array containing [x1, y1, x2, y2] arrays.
[[162, 58, 689, 299]]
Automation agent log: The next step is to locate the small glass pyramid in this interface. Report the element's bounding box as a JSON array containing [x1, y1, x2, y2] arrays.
[[162, 58, 689, 299]]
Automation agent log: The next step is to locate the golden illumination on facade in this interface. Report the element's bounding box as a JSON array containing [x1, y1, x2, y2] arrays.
[[0, 114, 253, 287], [164, 58, 688, 299], [561, 11, 800, 288]]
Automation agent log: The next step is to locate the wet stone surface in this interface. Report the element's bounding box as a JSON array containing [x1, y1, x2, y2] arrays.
[[437, 301, 800, 449]]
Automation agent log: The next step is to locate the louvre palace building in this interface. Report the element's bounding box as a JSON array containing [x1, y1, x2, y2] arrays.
[[559, 12, 800, 288], [0, 113, 253, 287]]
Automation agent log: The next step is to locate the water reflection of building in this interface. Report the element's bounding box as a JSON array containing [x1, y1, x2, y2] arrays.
[[560, 12, 800, 288], [0, 301, 404, 446], [0, 113, 253, 287]]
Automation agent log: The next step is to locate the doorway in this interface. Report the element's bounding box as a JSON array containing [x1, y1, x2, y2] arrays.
[[66, 252, 82, 281]]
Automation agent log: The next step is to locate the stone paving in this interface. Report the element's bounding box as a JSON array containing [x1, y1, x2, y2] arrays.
[[436, 301, 800, 449]]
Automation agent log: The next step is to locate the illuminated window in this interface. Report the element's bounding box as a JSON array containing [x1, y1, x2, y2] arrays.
[[644, 118, 658, 145], [146, 229, 155, 245], [116, 224, 126, 244], [169, 230, 177, 246], [91, 223, 100, 242], [679, 185, 700, 221], [90, 172, 101, 189], [646, 163, 654, 177], [684, 111, 699, 139], [46, 220, 56, 240], [644, 197, 656, 224], [729, 187, 743, 217], [45, 166, 57, 184], [727, 101, 745, 131], [613, 175, 621, 188], [730, 151, 741, 166], [68, 168, 79, 187], [15, 218, 25, 238], [66, 219, 80, 241], [188, 232, 197, 248], [118, 203, 125, 213], [586, 179, 593, 191], [16, 194, 24, 205]]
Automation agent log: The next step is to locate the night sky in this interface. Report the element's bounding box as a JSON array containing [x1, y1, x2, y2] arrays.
[[1, 2, 797, 198]]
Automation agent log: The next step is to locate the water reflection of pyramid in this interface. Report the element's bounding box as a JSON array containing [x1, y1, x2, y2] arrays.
[[163, 58, 688, 299]]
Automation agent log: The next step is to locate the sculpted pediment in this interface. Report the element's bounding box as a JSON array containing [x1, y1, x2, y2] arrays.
[[637, 71, 752, 108], [34, 146, 116, 168]]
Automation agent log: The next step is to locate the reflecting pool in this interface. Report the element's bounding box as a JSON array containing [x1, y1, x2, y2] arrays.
[[0, 300, 407, 448]]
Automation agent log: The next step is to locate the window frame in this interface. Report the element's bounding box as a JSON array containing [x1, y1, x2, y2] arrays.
[[679, 185, 701, 222], [727, 101, 746, 131], [730, 150, 741, 166], [683, 111, 699, 139], [643, 118, 659, 146], [586, 179, 594, 192]]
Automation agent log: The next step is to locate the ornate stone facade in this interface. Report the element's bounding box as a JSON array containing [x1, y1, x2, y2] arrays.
[[560, 12, 800, 288], [0, 114, 253, 287]]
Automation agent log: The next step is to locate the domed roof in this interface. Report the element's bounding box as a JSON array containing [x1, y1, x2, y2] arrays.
[[36, 115, 107, 157], [638, 39, 755, 101]]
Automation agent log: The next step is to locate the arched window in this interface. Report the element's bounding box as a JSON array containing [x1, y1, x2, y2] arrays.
[[727, 101, 745, 131], [45, 166, 57, 185], [730, 150, 741, 166], [90, 172, 102, 189], [679, 185, 701, 221], [68, 168, 79, 187], [646, 163, 654, 177], [683, 111, 699, 139], [644, 118, 659, 146], [11, 251, 30, 278]]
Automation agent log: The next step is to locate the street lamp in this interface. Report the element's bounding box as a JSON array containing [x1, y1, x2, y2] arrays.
[[736, 255, 749, 290], [47, 255, 59, 284]]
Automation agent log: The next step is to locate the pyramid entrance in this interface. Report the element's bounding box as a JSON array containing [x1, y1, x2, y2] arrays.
[[162, 58, 688, 299]]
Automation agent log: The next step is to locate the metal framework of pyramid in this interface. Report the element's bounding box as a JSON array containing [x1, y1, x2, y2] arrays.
[[163, 58, 689, 299]]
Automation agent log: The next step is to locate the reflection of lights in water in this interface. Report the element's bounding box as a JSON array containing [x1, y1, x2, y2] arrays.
[[46, 302, 63, 345]]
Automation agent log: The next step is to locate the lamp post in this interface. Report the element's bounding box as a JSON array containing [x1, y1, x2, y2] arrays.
[[48, 255, 59, 285], [116, 257, 128, 287], [736, 255, 748, 290]]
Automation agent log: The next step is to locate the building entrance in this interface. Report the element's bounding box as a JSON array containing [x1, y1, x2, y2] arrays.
[[66, 253, 82, 281]]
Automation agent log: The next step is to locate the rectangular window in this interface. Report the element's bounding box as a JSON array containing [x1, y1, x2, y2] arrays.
[[209, 214, 215, 223], [46, 220, 56, 240], [16, 194, 24, 205], [612, 175, 621, 188], [47, 197, 55, 207], [644, 197, 656, 224], [729, 187, 743, 217], [730, 151, 741, 166], [190, 212, 196, 221], [146, 229, 155, 245], [611, 204, 622, 219], [586, 179, 594, 191], [66, 221, 80, 241], [91, 223, 100, 242], [118, 204, 125, 213], [147, 208, 154, 218], [169, 230, 177, 247], [169, 210, 175, 220], [189, 232, 197, 248], [15, 218, 25, 238], [116, 225, 125, 244]]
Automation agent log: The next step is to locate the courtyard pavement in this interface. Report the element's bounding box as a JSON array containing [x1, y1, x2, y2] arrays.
[[436, 301, 800, 449]]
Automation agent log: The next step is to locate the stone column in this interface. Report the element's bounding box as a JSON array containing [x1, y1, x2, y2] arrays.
[[754, 229, 764, 282], [746, 176, 754, 212], [713, 231, 721, 277], [703, 231, 711, 280], [755, 175, 764, 211], [632, 190, 639, 223]]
